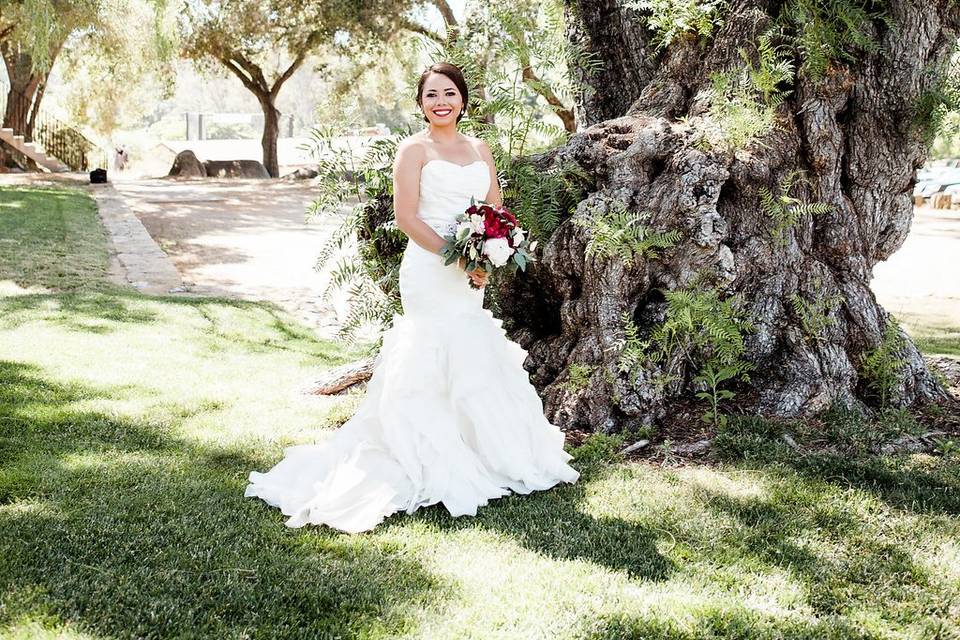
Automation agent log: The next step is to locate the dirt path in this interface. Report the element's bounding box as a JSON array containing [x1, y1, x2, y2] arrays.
[[872, 206, 960, 344], [109, 176, 353, 338]]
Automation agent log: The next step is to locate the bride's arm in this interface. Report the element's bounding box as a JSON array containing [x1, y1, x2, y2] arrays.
[[393, 141, 448, 255], [477, 141, 502, 207]]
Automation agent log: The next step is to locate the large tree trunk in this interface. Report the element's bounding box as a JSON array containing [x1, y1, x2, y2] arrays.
[[258, 95, 280, 178], [1, 47, 43, 139], [493, 0, 957, 432]]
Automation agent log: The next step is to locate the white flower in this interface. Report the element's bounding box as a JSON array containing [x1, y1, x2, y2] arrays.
[[482, 237, 514, 267], [456, 220, 472, 240], [469, 214, 485, 234], [512, 227, 525, 244]]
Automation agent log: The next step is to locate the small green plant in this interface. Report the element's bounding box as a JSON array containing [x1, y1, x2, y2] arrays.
[[563, 363, 595, 393], [631, 287, 754, 427], [745, 32, 796, 105], [699, 70, 778, 152], [790, 278, 845, 342], [575, 201, 681, 265], [693, 363, 742, 428], [695, 32, 796, 153], [647, 288, 754, 370], [860, 318, 908, 406], [778, 0, 891, 80], [572, 432, 627, 466], [624, 0, 726, 50], [914, 45, 960, 145], [759, 171, 834, 245], [935, 438, 960, 457], [615, 311, 649, 382]]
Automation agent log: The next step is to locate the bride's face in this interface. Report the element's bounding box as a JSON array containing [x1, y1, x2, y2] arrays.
[[420, 73, 463, 125]]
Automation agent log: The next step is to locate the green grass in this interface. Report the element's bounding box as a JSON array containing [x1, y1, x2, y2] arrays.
[[1, 184, 959, 639], [0, 186, 111, 293]]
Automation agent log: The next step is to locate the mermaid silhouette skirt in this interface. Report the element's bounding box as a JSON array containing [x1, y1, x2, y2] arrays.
[[244, 159, 579, 533]]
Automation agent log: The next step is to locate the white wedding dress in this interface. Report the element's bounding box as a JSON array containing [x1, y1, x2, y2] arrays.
[[244, 158, 580, 533]]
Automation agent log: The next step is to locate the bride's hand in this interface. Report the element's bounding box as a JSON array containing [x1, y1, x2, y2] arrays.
[[457, 257, 488, 288]]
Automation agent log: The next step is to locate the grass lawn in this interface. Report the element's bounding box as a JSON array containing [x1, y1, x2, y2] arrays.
[[1, 184, 958, 639]]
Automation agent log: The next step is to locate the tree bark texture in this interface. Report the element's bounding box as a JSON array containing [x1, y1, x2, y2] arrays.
[[494, 0, 958, 432], [1, 47, 43, 139], [259, 97, 280, 179]]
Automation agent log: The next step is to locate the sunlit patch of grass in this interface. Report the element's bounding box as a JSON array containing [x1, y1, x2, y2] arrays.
[[893, 309, 960, 358], [0, 186, 111, 292]]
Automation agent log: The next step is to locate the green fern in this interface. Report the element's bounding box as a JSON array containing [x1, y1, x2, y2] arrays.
[[615, 311, 650, 382], [563, 363, 595, 393], [790, 279, 844, 342], [575, 202, 682, 265], [624, 0, 727, 50], [701, 70, 778, 151], [860, 317, 908, 406], [914, 45, 960, 145], [620, 286, 754, 426], [759, 172, 834, 245], [745, 32, 796, 105], [778, 0, 891, 80]]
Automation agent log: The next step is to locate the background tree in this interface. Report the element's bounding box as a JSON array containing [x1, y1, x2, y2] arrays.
[[178, 0, 417, 177]]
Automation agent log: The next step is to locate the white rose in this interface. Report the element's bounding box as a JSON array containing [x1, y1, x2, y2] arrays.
[[512, 227, 525, 244], [469, 214, 485, 234], [482, 237, 514, 267]]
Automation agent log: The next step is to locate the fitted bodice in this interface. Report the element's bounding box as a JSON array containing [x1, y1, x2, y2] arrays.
[[417, 159, 492, 236]]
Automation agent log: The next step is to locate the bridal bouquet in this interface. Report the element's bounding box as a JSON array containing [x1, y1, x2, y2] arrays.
[[439, 197, 537, 289]]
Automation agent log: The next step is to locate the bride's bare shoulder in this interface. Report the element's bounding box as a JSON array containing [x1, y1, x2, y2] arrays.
[[464, 135, 494, 165], [395, 134, 427, 168], [464, 135, 492, 156]]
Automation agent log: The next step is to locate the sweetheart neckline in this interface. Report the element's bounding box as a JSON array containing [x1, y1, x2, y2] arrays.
[[422, 159, 487, 171]]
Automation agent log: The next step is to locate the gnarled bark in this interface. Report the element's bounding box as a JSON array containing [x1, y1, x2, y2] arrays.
[[495, 0, 957, 432]]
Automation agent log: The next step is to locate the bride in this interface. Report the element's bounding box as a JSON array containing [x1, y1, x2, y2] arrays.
[[245, 62, 580, 534]]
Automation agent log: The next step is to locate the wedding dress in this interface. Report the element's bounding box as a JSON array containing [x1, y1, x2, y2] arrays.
[[245, 158, 580, 533]]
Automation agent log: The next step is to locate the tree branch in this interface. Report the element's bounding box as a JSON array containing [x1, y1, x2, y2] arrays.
[[231, 52, 269, 93], [521, 64, 576, 133], [399, 16, 444, 43], [431, 0, 458, 27], [219, 56, 266, 97], [271, 51, 306, 97]]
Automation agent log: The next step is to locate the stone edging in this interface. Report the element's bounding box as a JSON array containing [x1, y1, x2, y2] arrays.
[[87, 182, 183, 295]]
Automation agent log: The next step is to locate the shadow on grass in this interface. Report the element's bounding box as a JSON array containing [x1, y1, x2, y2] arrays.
[[0, 360, 448, 638], [712, 417, 960, 516], [379, 460, 676, 581], [0, 290, 159, 333]]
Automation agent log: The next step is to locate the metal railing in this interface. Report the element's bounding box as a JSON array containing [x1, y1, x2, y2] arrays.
[[0, 79, 107, 172]]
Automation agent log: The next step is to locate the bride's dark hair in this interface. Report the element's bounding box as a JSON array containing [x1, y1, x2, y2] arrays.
[[415, 62, 469, 123]]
